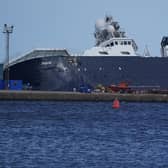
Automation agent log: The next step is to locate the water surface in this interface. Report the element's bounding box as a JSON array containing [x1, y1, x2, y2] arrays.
[[0, 101, 168, 167]]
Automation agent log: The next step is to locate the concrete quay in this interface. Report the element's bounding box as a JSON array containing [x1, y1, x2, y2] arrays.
[[0, 90, 168, 102]]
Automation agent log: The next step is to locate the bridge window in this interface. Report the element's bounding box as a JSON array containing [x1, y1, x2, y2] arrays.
[[124, 41, 127, 45], [128, 41, 131, 45]]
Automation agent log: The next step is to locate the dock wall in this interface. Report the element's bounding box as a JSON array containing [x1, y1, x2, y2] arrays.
[[0, 90, 168, 102]]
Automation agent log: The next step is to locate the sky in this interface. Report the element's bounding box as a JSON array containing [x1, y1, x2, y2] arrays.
[[0, 0, 168, 62]]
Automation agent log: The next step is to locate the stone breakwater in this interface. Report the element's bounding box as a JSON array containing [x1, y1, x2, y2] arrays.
[[0, 90, 168, 102]]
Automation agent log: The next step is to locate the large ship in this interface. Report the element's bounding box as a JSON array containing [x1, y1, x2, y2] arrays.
[[4, 16, 168, 91]]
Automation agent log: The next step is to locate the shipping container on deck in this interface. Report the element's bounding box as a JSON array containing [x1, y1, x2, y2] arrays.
[[0, 80, 23, 90], [0, 64, 3, 80], [9, 80, 23, 90], [0, 80, 4, 89]]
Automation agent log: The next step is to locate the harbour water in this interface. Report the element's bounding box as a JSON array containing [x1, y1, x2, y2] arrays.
[[0, 101, 168, 167]]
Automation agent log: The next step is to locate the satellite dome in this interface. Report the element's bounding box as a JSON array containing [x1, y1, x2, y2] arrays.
[[95, 19, 106, 30], [107, 25, 115, 33]]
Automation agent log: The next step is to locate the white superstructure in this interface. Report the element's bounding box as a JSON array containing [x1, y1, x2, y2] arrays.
[[84, 16, 138, 56]]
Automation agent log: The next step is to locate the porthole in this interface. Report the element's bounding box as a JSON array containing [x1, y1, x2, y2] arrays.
[[99, 51, 108, 55], [84, 67, 87, 72], [99, 67, 103, 71], [121, 51, 130, 55]]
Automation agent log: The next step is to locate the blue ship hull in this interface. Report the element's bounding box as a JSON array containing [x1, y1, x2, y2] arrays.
[[7, 55, 168, 91]]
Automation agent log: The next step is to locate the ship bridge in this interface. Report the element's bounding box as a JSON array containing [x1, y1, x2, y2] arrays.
[[84, 38, 138, 56]]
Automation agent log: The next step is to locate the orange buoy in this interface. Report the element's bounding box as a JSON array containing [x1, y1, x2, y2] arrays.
[[112, 98, 120, 109]]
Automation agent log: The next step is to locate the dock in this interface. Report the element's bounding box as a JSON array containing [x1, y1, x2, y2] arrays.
[[0, 90, 168, 102]]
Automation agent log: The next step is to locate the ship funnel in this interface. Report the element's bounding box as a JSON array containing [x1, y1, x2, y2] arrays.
[[161, 36, 168, 57]]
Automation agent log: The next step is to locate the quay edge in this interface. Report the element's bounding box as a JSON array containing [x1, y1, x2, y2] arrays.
[[0, 91, 168, 102]]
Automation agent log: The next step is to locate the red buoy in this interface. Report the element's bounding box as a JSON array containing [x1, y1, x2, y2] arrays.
[[112, 98, 120, 109]]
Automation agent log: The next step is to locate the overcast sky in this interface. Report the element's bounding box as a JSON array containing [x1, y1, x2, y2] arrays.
[[0, 0, 167, 62]]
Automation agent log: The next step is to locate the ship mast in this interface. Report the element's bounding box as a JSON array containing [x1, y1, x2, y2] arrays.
[[143, 45, 150, 56]]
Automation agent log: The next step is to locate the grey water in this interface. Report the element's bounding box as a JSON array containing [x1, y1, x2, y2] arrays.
[[0, 101, 168, 168]]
